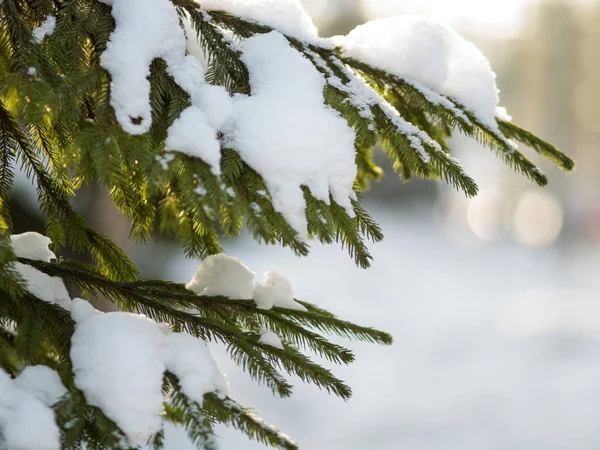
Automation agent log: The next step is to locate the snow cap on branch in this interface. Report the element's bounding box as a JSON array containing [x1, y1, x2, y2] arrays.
[[227, 31, 356, 238], [199, 0, 322, 44], [253, 270, 306, 311], [258, 331, 284, 349], [14, 365, 67, 407], [10, 232, 55, 262], [340, 14, 503, 129], [99, 0, 231, 175], [70, 299, 227, 446], [13, 263, 72, 310], [186, 253, 255, 299], [0, 368, 62, 450]]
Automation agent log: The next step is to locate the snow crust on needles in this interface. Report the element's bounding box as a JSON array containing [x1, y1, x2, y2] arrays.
[[227, 32, 356, 237], [341, 15, 504, 129], [70, 299, 227, 447]]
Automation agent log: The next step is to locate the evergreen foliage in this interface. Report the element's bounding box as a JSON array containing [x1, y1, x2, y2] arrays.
[[0, 0, 572, 449]]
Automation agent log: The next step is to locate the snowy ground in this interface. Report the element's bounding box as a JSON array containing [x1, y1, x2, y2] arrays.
[[163, 202, 600, 450]]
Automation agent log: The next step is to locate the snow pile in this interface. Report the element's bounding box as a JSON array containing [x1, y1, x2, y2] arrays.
[[253, 270, 306, 311], [10, 232, 55, 262], [340, 15, 503, 129], [70, 299, 226, 447], [198, 0, 322, 44], [99, 0, 231, 175], [258, 331, 284, 349], [32, 15, 56, 44], [186, 253, 255, 299], [9, 232, 72, 310], [0, 367, 65, 450], [186, 254, 307, 311], [160, 332, 228, 402], [164, 107, 221, 172], [226, 31, 356, 238], [13, 366, 67, 407]]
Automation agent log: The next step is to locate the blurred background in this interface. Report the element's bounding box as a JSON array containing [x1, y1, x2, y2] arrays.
[[10, 0, 600, 448]]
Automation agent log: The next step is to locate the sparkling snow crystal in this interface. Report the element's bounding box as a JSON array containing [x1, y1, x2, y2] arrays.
[[186, 253, 255, 299], [70, 299, 226, 446], [0, 369, 61, 450], [253, 270, 306, 311], [32, 15, 56, 44], [227, 32, 356, 238], [258, 331, 284, 350], [341, 15, 503, 129], [10, 232, 55, 262], [99, 0, 231, 174]]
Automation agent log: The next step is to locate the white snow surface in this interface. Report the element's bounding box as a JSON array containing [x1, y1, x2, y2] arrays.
[[341, 15, 502, 129], [258, 331, 284, 350], [14, 366, 67, 407], [226, 32, 356, 237], [253, 270, 306, 311], [198, 0, 322, 44], [14, 262, 72, 310], [32, 15, 56, 44], [165, 106, 221, 174], [99, 0, 231, 176], [70, 299, 226, 446], [186, 253, 255, 299], [70, 299, 165, 446], [10, 232, 55, 262], [160, 332, 228, 402], [0, 369, 61, 450]]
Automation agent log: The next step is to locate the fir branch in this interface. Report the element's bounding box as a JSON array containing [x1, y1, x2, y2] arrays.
[[497, 119, 575, 171], [203, 393, 298, 450], [0, 100, 139, 280]]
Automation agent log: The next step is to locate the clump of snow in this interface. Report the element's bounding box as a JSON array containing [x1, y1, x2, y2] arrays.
[[341, 15, 503, 129], [14, 366, 67, 407], [32, 15, 56, 44], [258, 331, 284, 350], [226, 32, 356, 238], [70, 299, 165, 446], [10, 232, 55, 262], [253, 270, 306, 311], [495, 106, 513, 122], [70, 299, 226, 446], [198, 0, 323, 44], [160, 332, 228, 402], [99, 0, 232, 174], [14, 262, 72, 310], [0, 369, 61, 450], [186, 254, 255, 299], [165, 107, 221, 175]]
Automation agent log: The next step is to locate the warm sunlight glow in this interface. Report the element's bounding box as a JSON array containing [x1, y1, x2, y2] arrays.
[[510, 190, 564, 248]]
